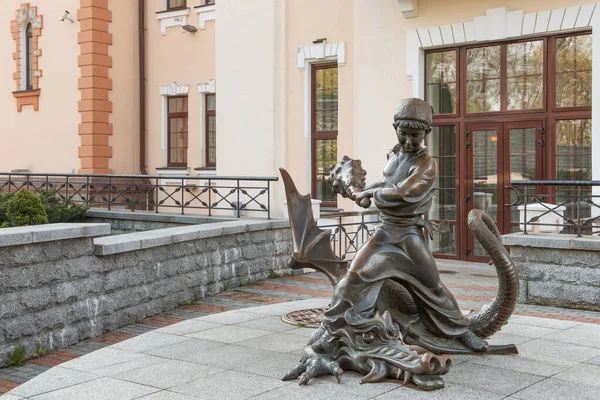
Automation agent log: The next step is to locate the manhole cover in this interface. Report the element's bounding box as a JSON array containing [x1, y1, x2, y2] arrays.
[[282, 308, 325, 328]]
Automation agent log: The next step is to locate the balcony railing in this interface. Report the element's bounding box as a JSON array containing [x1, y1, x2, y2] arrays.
[[509, 180, 600, 237], [0, 172, 278, 218], [320, 210, 380, 260]]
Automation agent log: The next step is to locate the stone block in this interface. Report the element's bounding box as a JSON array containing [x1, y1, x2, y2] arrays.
[[66, 298, 100, 324], [242, 245, 259, 260], [0, 293, 24, 319], [21, 287, 53, 311], [4, 315, 37, 340], [34, 306, 67, 330], [61, 238, 95, 259], [53, 277, 102, 303]]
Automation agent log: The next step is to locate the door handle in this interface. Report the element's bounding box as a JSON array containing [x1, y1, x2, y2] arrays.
[[464, 196, 470, 203]]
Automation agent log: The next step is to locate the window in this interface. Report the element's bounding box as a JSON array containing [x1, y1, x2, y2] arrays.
[[205, 94, 216, 167], [26, 23, 33, 90], [312, 63, 338, 206], [167, 0, 186, 11], [426, 51, 457, 114], [466, 45, 501, 113], [555, 35, 592, 108], [168, 96, 188, 167]]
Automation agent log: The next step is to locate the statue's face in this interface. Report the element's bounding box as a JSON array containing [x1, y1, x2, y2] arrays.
[[396, 126, 428, 153]]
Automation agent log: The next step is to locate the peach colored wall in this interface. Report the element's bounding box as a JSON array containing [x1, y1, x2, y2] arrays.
[[145, 0, 216, 173], [353, 0, 596, 210], [108, 0, 139, 174], [0, 0, 81, 173], [284, 0, 355, 211]]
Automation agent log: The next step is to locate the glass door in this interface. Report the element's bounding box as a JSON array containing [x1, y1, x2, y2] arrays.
[[464, 120, 543, 261]]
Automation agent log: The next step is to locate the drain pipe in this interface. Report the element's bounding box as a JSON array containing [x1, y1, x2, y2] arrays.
[[139, 0, 147, 176]]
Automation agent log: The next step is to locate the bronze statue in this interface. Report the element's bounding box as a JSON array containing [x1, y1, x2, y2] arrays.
[[280, 98, 519, 390]]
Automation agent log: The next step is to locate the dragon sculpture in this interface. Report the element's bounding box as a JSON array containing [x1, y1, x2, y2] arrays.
[[280, 159, 519, 390]]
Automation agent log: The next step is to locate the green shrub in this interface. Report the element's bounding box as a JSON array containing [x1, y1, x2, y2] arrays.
[[0, 192, 14, 226], [2, 189, 48, 228], [38, 191, 89, 223]]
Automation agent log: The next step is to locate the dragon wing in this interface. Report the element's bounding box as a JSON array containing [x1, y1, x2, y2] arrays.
[[280, 168, 348, 287]]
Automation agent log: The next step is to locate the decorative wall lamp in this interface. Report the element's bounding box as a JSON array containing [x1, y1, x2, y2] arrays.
[[181, 24, 198, 34]]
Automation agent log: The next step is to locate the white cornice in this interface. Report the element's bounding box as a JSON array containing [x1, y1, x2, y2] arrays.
[[194, 4, 216, 29], [197, 79, 216, 93], [297, 41, 346, 70], [159, 82, 190, 96], [156, 8, 190, 35]]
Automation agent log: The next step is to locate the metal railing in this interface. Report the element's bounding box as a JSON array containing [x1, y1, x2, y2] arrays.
[[320, 210, 380, 260], [0, 172, 278, 218], [509, 180, 600, 237]]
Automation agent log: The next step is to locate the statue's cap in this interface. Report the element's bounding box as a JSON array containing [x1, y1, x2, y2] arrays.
[[394, 98, 434, 126]]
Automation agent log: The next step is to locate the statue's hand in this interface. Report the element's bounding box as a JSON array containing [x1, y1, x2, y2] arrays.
[[355, 190, 373, 208]]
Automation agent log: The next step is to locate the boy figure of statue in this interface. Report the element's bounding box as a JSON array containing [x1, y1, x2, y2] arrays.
[[282, 98, 518, 389], [325, 98, 488, 352]]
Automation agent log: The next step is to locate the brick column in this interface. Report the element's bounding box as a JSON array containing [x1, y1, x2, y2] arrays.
[[78, 0, 113, 174]]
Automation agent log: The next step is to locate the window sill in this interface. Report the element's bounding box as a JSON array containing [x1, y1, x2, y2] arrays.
[[156, 167, 189, 176], [194, 167, 216, 176], [12, 89, 40, 112], [155, 7, 189, 15], [193, 3, 216, 29]]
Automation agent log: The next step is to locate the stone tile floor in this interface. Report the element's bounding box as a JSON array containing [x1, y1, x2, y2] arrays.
[[1, 259, 600, 399]]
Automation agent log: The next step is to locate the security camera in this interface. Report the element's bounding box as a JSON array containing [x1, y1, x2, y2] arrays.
[[59, 10, 74, 23]]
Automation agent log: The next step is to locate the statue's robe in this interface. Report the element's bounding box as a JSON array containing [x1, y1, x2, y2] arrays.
[[324, 146, 470, 342]]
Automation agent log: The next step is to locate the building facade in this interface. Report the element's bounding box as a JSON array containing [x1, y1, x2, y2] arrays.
[[1, 0, 597, 261]]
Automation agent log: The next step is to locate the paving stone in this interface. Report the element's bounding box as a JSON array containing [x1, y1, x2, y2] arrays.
[[237, 332, 309, 353], [0, 394, 25, 400], [511, 377, 600, 400], [116, 359, 224, 389], [487, 332, 534, 346], [173, 345, 281, 370], [585, 355, 600, 366], [67, 340, 108, 356], [136, 391, 199, 400], [8, 367, 97, 398], [373, 382, 504, 399], [186, 325, 272, 344], [143, 338, 226, 359], [508, 315, 581, 330], [111, 332, 190, 353], [469, 353, 576, 377], [249, 383, 369, 400], [234, 315, 297, 333], [56, 348, 146, 373], [516, 339, 600, 363], [495, 323, 561, 339], [241, 298, 330, 316], [154, 320, 223, 336], [232, 351, 301, 379], [170, 370, 289, 400], [90, 356, 169, 377], [28, 377, 159, 400], [552, 363, 600, 387], [543, 323, 600, 348], [195, 310, 268, 325], [444, 362, 544, 396]]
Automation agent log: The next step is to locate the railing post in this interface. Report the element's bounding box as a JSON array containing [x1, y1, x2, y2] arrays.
[[208, 179, 212, 217], [267, 181, 271, 220], [107, 175, 112, 211], [181, 177, 185, 215], [130, 176, 135, 211], [65, 175, 70, 203], [577, 186, 582, 237], [86, 176, 90, 206], [155, 177, 159, 213], [523, 185, 528, 235], [237, 179, 241, 218]]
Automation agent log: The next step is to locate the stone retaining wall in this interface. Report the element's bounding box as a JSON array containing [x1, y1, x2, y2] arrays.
[[503, 233, 600, 311], [85, 209, 234, 235], [0, 220, 292, 366]]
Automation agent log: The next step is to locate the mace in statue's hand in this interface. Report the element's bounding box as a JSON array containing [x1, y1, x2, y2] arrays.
[[327, 155, 372, 208]]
